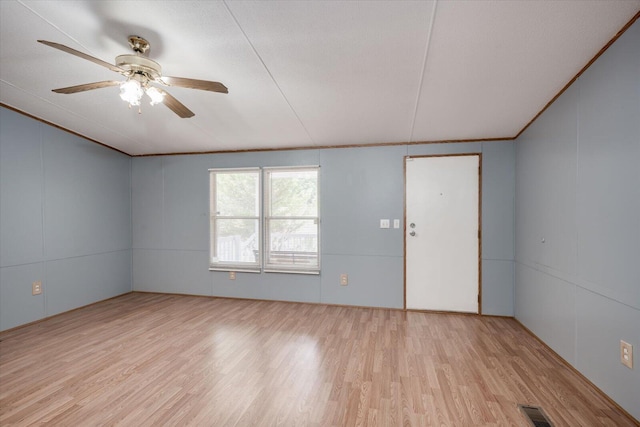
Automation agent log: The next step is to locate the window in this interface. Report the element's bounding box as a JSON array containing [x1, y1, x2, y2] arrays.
[[209, 166, 320, 274], [209, 168, 261, 271], [264, 167, 319, 273]]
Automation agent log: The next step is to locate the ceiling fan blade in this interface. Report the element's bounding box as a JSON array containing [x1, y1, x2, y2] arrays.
[[157, 89, 195, 118], [159, 76, 228, 94], [38, 40, 125, 74], [52, 80, 122, 94]]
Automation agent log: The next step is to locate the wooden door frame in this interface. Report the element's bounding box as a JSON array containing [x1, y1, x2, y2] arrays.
[[403, 153, 483, 314]]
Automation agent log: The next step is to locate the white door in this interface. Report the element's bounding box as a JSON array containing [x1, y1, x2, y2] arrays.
[[405, 154, 480, 313]]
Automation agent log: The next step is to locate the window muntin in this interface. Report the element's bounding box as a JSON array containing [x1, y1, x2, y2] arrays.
[[209, 169, 261, 270]]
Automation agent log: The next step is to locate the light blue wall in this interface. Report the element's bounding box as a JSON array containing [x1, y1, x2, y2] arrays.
[[515, 21, 639, 420], [132, 140, 515, 315], [0, 107, 132, 331], [1, 19, 636, 420]]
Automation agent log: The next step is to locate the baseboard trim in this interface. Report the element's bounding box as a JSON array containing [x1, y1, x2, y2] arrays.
[[131, 290, 406, 312], [1, 289, 511, 336], [0, 291, 134, 336], [514, 318, 640, 426], [132, 290, 517, 318]]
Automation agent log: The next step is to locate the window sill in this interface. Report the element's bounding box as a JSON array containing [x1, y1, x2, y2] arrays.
[[263, 269, 320, 275], [209, 267, 261, 273]]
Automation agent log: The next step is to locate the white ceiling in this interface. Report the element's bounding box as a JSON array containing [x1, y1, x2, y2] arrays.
[[1, 1, 638, 156]]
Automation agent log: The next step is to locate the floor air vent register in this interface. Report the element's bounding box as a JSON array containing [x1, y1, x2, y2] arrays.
[[519, 404, 554, 427]]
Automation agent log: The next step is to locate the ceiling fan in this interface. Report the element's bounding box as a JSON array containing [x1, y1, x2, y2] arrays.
[[38, 36, 228, 118]]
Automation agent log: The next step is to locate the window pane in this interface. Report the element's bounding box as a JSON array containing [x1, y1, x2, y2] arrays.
[[216, 172, 259, 216], [267, 219, 318, 267], [215, 219, 259, 263], [269, 170, 318, 216]]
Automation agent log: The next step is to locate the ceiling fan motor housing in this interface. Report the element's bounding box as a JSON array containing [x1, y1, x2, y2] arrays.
[[115, 54, 162, 80]]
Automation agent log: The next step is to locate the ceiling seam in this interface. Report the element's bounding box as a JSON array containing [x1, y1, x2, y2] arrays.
[[0, 80, 139, 151], [0, 79, 133, 140], [2, 101, 514, 157], [1, 102, 132, 156], [19, 0, 227, 152], [222, 0, 316, 146], [409, 0, 439, 143], [17, 0, 99, 57]]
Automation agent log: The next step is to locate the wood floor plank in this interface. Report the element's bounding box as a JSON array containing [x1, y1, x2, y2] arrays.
[[0, 292, 637, 426]]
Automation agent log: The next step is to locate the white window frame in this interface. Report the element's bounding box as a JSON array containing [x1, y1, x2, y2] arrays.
[[263, 166, 320, 274], [209, 166, 320, 275], [209, 167, 261, 272]]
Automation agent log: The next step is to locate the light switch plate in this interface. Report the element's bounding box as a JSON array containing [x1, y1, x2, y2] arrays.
[[621, 340, 633, 369], [380, 219, 390, 229], [393, 219, 400, 229]]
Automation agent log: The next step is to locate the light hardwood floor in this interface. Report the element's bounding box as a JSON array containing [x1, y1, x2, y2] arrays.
[[0, 293, 636, 426]]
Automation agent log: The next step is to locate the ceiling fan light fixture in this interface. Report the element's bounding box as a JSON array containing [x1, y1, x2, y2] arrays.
[[39, 36, 227, 118], [146, 86, 165, 105], [119, 78, 143, 106]]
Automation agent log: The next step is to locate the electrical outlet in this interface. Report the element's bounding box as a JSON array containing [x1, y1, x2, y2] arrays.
[[229, 271, 236, 280], [621, 340, 633, 369], [32, 281, 42, 295], [380, 219, 390, 229], [340, 274, 348, 286]]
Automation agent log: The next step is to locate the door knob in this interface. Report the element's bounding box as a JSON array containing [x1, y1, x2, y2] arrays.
[[409, 231, 416, 236], [410, 223, 416, 228]]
